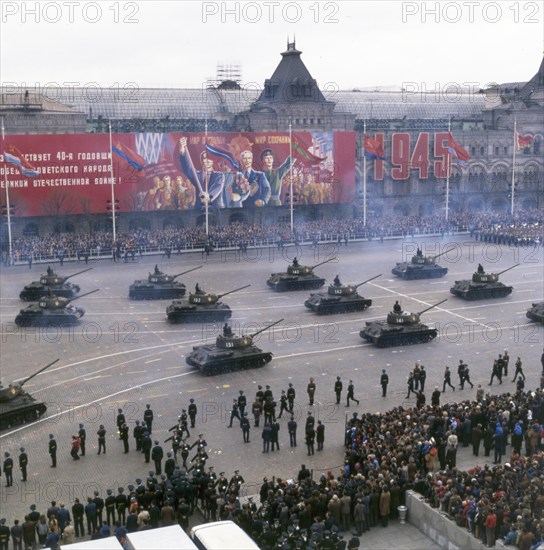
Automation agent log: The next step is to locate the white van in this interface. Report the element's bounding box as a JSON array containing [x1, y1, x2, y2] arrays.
[[190, 521, 259, 550], [126, 525, 197, 550], [62, 536, 123, 549]]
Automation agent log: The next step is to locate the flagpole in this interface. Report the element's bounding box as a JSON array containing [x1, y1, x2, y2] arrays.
[[108, 121, 117, 242], [289, 120, 293, 235], [363, 120, 367, 227], [511, 118, 517, 216], [204, 119, 209, 238], [1, 118, 13, 265], [445, 117, 451, 222]]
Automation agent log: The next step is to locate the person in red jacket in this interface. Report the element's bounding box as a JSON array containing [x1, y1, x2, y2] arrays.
[[484, 507, 497, 547]]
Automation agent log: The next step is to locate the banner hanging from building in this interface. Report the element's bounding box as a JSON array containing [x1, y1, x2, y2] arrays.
[[0, 131, 356, 217]]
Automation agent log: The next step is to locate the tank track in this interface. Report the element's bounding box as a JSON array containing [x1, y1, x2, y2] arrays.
[[305, 299, 372, 314], [360, 328, 438, 347], [0, 402, 47, 431], [450, 286, 513, 300], [167, 309, 232, 323], [187, 353, 273, 376], [129, 288, 186, 300]]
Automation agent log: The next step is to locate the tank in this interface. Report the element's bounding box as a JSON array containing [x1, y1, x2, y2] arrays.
[[129, 265, 202, 300], [267, 257, 336, 292], [360, 299, 447, 347], [392, 248, 449, 280], [166, 284, 251, 323], [15, 289, 99, 327], [450, 264, 519, 300], [526, 302, 544, 323], [186, 319, 283, 376], [19, 267, 93, 301], [0, 359, 59, 430], [304, 274, 381, 314]]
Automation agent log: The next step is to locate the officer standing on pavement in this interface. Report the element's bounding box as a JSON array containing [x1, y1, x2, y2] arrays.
[[105, 490, 116, 528], [97, 425, 106, 455], [419, 365, 427, 392], [116, 409, 125, 439], [93, 491, 104, 525], [228, 399, 240, 428], [512, 357, 525, 382], [237, 391, 247, 417], [3, 452, 13, 487], [240, 414, 251, 443], [120, 423, 129, 453], [380, 370, 389, 397], [49, 434, 57, 468], [334, 377, 343, 405], [442, 366, 455, 392], [151, 441, 163, 475], [141, 432, 152, 463], [133, 420, 143, 451], [252, 398, 263, 427], [188, 399, 197, 428], [277, 390, 289, 418], [288, 416, 297, 447], [287, 383, 295, 413], [19, 447, 28, 482], [144, 405, 154, 434], [180, 439, 190, 468], [316, 420, 325, 451], [78, 424, 86, 456], [307, 377, 316, 406], [164, 452, 176, 478]]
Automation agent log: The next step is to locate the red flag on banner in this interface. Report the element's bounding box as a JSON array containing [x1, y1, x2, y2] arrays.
[[516, 132, 533, 150]]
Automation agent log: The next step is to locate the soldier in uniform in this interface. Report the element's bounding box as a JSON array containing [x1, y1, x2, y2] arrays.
[[346, 380, 360, 407], [380, 369, 389, 397], [104, 490, 115, 527], [97, 425, 106, 455], [502, 350, 510, 377], [72, 498, 85, 537], [255, 385, 264, 402], [78, 424, 86, 456], [19, 447, 28, 482], [263, 385, 273, 401], [164, 452, 176, 479], [141, 432, 152, 463], [442, 366, 455, 392], [188, 399, 197, 428], [489, 359, 503, 385], [116, 409, 125, 439], [277, 390, 289, 418], [237, 391, 247, 417], [463, 365, 474, 389], [287, 383, 295, 413], [229, 470, 245, 496], [215, 472, 228, 495], [133, 420, 143, 451], [288, 416, 297, 447], [116, 487, 127, 524], [227, 399, 240, 428], [120, 423, 129, 453], [240, 414, 251, 443], [144, 404, 154, 434], [3, 453, 13, 487], [334, 376, 343, 405], [152, 441, 163, 475], [393, 300, 402, 313], [305, 426, 316, 456], [512, 357, 525, 382], [191, 434, 207, 452], [178, 410, 190, 438], [180, 439, 190, 469], [457, 360, 467, 389], [316, 420, 325, 451], [419, 365, 427, 392], [93, 491, 104, 526], [307, 377, 316, 406], [252, 398, 263, 427], [49, 434, 57, 468]]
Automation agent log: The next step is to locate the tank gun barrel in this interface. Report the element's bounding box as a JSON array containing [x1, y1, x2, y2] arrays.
[[20, 358, 60, 386], [417, 299, 448, 316], [355, 274, 382, 288], [311, 257, 337, 269], [63, 267, 93, 281], [66, 288, 100, 303], [497, 264, 520, 276], [250, 318, 284, 339], [173, 266, 203, 279], [217, 284, 251, 299], [432, 249, 453, 260]]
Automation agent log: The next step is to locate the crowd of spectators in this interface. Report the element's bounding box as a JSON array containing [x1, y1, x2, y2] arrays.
[[3, 209, 543, 265]]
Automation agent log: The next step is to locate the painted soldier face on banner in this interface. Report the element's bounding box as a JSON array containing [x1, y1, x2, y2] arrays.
[[262, 153, 274, 170]]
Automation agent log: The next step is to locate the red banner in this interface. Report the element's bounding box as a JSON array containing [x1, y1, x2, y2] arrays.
[[0, 131, 356, 217]]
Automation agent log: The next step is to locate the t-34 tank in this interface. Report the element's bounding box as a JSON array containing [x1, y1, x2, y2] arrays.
[[129, 265, 202, 300], [267, 257, 336, 292], [20, 266, 93, 301], [15, 289, 99, 327], [360, 299, 447, 347], [304, 274, 381, 314], [450, 263, 519, 300], [166, 284, 251, 323], [392, 248, 449, 280], [527, 302, 544, 323], [0, 359, 59, 430], [186, 319, 283, 375]]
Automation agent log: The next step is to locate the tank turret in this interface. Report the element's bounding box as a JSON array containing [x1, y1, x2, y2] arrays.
[[305, 274, 381, 314], [267, 257, 337, 292], [15, 289, 99, 327], [129, 265, 203, 300], [185, 319, 283, 375], [0, 359, 59, 429], [20, 267, 93, 301], [167, 284, 251, 323], [392, 248, 451, 279], [451, 264, 519, 300], [360, 299, 447, 347], [526, 301, 544, 323]]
